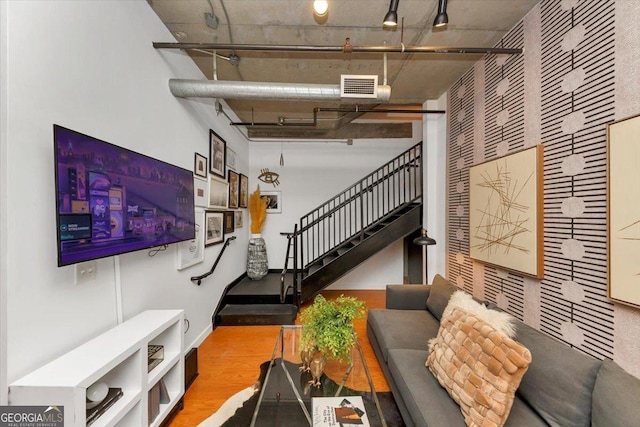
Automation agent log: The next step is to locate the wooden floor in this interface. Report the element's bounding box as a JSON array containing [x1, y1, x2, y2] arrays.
[[169, 290, 390, 426]]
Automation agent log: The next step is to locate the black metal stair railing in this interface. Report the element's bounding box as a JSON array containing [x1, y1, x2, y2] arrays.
[[280, 142, 423, 302]]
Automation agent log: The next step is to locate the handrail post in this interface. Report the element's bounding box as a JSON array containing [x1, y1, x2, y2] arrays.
[[359, 181, 365, 242], [293, 228, 299, 308]]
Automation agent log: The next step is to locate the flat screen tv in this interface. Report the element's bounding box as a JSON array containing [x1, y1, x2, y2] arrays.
[[54, 125, 196, 267]]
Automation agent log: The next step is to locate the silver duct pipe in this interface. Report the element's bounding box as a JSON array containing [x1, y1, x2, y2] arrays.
[[168, 79, 392, 102]]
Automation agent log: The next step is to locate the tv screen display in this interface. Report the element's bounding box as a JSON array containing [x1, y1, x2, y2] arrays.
[[54, 125, 196, 266]]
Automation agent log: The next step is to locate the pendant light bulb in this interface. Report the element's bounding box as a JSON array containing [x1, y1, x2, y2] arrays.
[[314, 0, 328, 17], [280, 143, 285, 166]]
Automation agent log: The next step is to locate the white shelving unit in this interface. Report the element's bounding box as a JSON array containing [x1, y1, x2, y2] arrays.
[[10, 310, 184, 427]]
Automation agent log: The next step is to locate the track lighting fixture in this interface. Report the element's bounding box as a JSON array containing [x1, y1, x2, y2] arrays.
[[383, 0, 400, 28], [313, 0, 328, 17], [433, 0, 448, 28]]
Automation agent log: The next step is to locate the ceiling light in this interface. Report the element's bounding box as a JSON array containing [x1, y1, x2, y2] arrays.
[[383, 0, 399, 27], [433, 0, 448, 28], [313, 0, 328, 17]]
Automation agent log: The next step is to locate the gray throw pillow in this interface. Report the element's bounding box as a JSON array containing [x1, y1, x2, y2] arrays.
[[592, 359, 640, 427], [425, 274, 458, 320]]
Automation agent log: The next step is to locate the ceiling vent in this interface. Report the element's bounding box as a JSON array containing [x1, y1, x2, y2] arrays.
[[341, 75, 378, 98]]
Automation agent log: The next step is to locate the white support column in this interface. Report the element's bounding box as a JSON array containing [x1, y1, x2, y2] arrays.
[[423, 95, 447, 283]]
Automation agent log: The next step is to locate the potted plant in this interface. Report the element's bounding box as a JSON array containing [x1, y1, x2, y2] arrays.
[[299, 294, 366, 365]]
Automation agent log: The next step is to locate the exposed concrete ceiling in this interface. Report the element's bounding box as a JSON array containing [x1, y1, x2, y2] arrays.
[[148, 0, 539, 139]]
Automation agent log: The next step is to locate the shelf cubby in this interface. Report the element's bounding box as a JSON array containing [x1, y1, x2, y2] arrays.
[[10, 310, 184, 427]]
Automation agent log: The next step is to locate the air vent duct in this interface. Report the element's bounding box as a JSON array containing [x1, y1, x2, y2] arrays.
[[341, 75, 378, 98], [168, 79, 391, 102]]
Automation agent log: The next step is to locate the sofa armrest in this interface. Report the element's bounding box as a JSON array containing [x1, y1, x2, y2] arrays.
[[386, 285, 430, 310]]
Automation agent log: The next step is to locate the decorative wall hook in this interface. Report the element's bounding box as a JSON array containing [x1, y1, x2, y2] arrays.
[[258, 168, 280, 187]]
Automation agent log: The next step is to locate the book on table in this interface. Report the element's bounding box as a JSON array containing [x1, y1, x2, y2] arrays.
[[312, 396, 370, 427]]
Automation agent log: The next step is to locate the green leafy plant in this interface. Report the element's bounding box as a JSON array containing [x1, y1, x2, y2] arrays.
[[299, 294, 366, 363]]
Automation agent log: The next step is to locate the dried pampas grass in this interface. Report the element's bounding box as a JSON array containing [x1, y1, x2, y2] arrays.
[[249, 185, 268, 234]]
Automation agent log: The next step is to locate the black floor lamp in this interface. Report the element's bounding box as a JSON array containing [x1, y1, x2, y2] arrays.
[[413, 228, 436, 285]]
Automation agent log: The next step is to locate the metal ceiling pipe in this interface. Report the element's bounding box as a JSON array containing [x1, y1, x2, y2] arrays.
[[168, 79, 392, 102], [229, 106, 445, 127], [153, 41, 523, 55]]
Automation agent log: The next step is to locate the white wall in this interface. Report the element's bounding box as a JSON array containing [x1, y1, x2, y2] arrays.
[[3, 1, 248, 385], [0, 0, 8, 406], [248, 121, 423, 289]]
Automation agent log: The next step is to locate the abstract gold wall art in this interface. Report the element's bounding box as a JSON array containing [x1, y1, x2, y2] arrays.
[[469, 145, 544, 278], [607, 114, 640, 308]]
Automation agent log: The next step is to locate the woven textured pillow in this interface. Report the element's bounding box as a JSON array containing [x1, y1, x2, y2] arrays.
[[426, 307, 532, 427]]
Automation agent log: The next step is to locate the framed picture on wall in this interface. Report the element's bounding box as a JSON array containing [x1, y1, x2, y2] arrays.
[[262, 191, 282, 214], [193, 177, 208, 208], [228, 170, 239, 209], [227, 147, 237, 171], [209, 176, 229, 209], [204, 210, 225, 246], [234, 210, 243, 229], [209, 129, 226, 178], [239, 174, 249, 208], [607, 114, 640, 308], [469, 145, 544, 278], [176, 209, 205, 270], [194, 152, 207, 178], [224, 211, 235, 233]]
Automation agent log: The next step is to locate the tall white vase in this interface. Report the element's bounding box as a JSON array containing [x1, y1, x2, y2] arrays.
[[247, 233, 268, 280]]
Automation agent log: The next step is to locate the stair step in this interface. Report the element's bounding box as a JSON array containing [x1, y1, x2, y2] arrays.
[[218, 304, 297, 326], [308, 264, 322, 275], [322, 256, 337, 266]]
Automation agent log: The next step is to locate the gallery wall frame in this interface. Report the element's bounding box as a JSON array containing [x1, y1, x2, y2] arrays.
[[194, 152, 207, 178], [468, 145, 544, 278], [239, 174, 249, 208], [607, 114, 640, 308], [209, 176, 229, 209], [262, 191, 282, 214], [228, 170, 239, 209], [176, 209, 205, 270], [224, 211, 235, 234], [204, 210, 225, 246], [227, 147, 236, 171], [234, 210, 243, 229], [209, 129, 226, 179], [194, 177, 208, 208]]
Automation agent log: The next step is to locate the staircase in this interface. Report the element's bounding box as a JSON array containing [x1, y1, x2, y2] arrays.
[[214, 142, 423, 326]]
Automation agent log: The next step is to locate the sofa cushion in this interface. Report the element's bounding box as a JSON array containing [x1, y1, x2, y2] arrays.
[[591, 359, 640, 427], [425, 274, 459, 320], [367, 309, 439, 362], [514, 320, 601, 427], [426, 307, 531, 427], [388, 349, 545, 427], [388, 349, 466, 427]]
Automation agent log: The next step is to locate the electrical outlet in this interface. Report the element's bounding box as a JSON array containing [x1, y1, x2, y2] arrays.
[[75, 260, 97, 285]]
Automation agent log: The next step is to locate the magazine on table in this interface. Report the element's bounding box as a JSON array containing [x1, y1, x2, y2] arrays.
[[312, 396, 370, 427]]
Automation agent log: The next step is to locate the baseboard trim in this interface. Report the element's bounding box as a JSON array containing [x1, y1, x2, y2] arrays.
[[185, 323, 212, 356]]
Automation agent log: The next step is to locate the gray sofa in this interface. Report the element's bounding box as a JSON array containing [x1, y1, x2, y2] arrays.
[[367, 274, 640, 427]]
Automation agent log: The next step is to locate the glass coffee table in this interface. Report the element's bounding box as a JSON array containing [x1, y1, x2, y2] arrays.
[[250, 325, 387, 426]]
